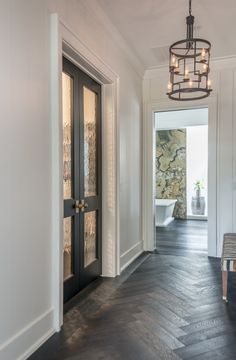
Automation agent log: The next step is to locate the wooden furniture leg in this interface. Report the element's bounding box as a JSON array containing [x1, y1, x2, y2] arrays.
[[222, 270, 228, 302]]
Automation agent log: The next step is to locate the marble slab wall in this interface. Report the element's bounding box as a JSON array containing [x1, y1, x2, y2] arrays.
[[156, 129, 187, 219]]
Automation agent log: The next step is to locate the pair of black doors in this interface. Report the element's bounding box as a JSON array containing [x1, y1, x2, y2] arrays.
[[62, 57, 102, 303]]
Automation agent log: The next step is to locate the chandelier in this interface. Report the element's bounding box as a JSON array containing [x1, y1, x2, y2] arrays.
[[167, 0, 212, 101]]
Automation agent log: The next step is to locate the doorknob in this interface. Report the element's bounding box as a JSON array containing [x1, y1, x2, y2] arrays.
[[74, 200, 88, 213], [74, 200, 83, 213], [80, 200, 89, 212]]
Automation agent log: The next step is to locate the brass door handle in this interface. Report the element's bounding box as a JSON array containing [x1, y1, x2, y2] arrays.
[[80, 200, 88, 212], [74, 200, 88, 213]]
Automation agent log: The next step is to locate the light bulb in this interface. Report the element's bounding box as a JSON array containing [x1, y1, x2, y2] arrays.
[[201, 48, 206, 59], [171, 55, 176, 65], [207, 79, 211, 89], [189, 80, 193, 87], [184, 69, 189, 80], [174, 61, 179, 73], [167, 82, 172, 91]]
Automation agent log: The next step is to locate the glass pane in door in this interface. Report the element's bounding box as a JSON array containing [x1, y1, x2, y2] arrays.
[[63, 217, 73, 279], [84, 211, 97, 267], [83, 87, 97, 197], [62, 72, 73, 199]]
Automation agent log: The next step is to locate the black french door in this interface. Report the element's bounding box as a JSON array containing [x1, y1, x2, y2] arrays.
[[62, 57, 102, 303]]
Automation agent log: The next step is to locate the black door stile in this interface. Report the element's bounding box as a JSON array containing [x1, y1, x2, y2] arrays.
[[62, 57, 102, 303]]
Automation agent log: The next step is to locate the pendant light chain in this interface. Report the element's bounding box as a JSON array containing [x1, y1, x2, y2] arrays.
[[189, 0, 192, 16]]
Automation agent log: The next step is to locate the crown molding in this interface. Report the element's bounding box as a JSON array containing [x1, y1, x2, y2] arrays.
[[144, 55, 236, 79], [80, 0, 145, 78]]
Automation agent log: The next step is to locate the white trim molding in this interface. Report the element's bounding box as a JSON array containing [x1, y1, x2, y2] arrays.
[[80, 0, 144, 78], [120, 241, 143, 272], [50, 13, 120, 333], [144, 56, 236, 77], [0, 309, 54, 360], [142, 95, 218, 257], [233, 70, 236, 234]]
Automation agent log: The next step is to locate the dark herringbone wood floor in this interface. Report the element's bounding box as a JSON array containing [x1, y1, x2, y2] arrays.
[[30, 220, 236, 360]]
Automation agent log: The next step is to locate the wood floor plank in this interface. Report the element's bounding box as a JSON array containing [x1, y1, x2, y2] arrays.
[[175, 333, 236, 359], [29, 220, 236, 360], [134, 311, 185, 350]]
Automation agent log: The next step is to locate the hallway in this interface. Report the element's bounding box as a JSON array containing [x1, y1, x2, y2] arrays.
[[156, 219, 208, 255], [30, 221, 236, 360]]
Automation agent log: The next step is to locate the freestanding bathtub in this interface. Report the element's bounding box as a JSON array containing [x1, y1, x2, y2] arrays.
[[155, 199, 177, 227]]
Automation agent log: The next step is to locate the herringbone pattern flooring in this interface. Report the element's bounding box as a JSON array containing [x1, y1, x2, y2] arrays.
[[30, 220, 236, 360]]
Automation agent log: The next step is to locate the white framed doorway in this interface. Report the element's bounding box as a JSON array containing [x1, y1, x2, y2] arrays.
[[154, 108, 209, 252], [142, 97, 219, 258], [50, 14, 120, 332]]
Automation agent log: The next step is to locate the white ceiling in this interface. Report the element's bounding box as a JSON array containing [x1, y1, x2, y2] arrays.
[[155, 108, 208, 130], [97, 0, 236, 69]]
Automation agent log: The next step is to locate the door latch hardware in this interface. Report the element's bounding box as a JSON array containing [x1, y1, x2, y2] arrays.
[[74, 200, 88, 213]]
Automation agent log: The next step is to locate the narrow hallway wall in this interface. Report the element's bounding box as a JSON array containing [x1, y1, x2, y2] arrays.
[[0, 1, 144, 359]]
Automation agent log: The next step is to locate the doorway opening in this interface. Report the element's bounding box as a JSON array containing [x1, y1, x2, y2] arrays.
[[62, 57, 102, 303], [155, 108, 208, 255]]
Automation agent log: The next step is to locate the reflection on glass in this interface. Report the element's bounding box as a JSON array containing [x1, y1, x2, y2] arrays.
[[83, 87, 97, 197], [84, 211, 97, 267], [64, 217, 73, 280], [62, 72, 73, 199]]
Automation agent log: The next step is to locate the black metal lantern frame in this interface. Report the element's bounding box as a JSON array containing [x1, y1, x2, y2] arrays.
[[167, 0, 212, 101]]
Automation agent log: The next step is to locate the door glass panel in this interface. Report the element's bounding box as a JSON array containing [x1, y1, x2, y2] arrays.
[[84, 211, 97, 267], [83, 87, 97, 197], [62, 72, 73, 199], [64, 217, 73, 280]]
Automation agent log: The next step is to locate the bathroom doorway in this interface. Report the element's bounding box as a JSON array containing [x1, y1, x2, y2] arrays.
[[155, 108, 208, 255]]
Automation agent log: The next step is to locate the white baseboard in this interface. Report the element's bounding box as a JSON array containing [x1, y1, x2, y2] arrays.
[[187, 215, 208, 221], [156, 216, 175, 227], [0, 308, 55, 360], [120, 241, 143, 272]]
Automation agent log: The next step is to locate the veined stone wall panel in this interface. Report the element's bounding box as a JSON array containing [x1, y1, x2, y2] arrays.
[[156, 129, 187, 219]]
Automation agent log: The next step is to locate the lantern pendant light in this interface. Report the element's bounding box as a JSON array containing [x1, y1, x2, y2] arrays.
[[167, 0, 212, 101]]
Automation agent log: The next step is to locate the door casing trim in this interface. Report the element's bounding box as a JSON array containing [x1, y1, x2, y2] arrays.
[[142, 97, 218, 257], [50, 13, 120, 331]]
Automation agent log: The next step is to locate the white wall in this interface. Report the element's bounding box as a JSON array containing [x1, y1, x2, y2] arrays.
[[187, 125, 208, 216], [155, 108, 208, 130], [143, 57, 236, 257], [0, 1, 143, 359]]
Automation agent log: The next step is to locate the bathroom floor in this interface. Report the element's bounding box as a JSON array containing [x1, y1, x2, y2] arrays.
[[156, 219, 208, 256]]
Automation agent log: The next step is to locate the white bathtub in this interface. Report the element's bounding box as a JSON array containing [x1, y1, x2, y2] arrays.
[[155, 199, 177, 227]]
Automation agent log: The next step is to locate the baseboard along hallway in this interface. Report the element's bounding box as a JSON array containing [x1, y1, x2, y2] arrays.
[[29, 220, 236, 360]]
